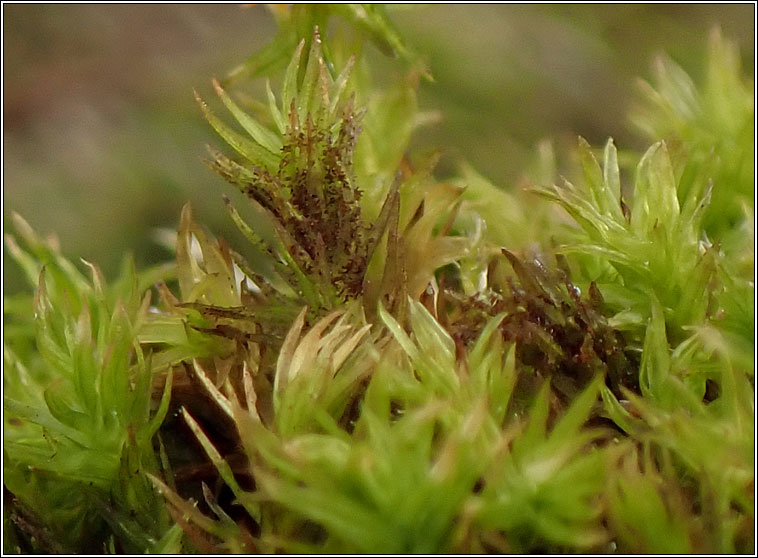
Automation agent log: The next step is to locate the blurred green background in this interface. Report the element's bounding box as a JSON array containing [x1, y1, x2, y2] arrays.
[[3, 4, 754, 294]]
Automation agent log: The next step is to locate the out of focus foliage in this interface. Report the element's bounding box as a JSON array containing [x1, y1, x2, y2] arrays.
[[4, 5, 753, 292]]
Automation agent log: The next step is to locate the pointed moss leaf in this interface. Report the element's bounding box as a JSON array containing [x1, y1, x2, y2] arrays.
[[195, 90, 279, 172], [515, 381, 551, 453], [365, 177, 400, 264], [34, 273, 74, 374], [5, 233, 42, 288], [71, 306, 99, 413], [639, 298, 672, 404], [266, 79, 286, 134], [331, 323, 371, 372], [143, 368, 173, 444], [11, 212, 90, 293], [408, 298, 455, 366], [288, 310, 341, 382], [212, 78, 282, 154], [297, 29, 326, 123], [490, 344, 518, 424], [578, 137, 608, 214], [4, 398, 93, 449], [192, 360, 233, 420], [80, 259, 106, 301], [147, 474, 220, 535], [11, 211, 47, 253], [102, 302, 135, 413], [242, 361, 262, 423], [282, 39, 306, 116], [681, 180, 713, 236], [329, 54, 355, 117], [631, 141, 680, 238], [181, 408, 252, 513], [549, 376, 602, 443], [176, 204, 203, 300], [192, 226, 239, 307], [535, 182, 631, 249], [600, 386, 646, 435], [201, 483, 236, 528], [274, 306, 308, 402], [468, 313, 506, 375], [692, 326, 744, 423], [654, 54, 699, 121], [42, 381, 95, 436], [378, 302, 418, 362], [223, 197, 279, 265], [602, 138, 625, 222]]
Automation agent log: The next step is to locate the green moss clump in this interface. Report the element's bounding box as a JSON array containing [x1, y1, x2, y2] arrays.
[[4, 7, 753, 554]]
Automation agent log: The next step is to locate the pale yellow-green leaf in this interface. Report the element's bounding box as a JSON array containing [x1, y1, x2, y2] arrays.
[[274, 306, 308, 400], [213, 78, 282, 154], [196, 90, 279, 171]]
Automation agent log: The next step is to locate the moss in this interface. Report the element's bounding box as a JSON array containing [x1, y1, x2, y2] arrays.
[[4, 7, 753, 554]]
